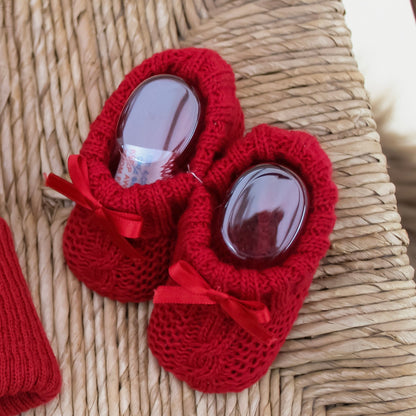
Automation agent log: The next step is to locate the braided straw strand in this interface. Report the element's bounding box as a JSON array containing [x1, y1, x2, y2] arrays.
[[0, 0, 413, 414]]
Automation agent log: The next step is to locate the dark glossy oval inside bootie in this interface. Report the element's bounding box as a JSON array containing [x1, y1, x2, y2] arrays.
[[113, 75, 200, 187], [217, 163, 309, 268]]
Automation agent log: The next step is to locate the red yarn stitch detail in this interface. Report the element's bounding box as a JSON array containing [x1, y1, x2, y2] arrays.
[[154, 261, 275, 345], [148, 125, 338, 393], [62, 48, 244, 302], [47, 155, 143, 258], [0, 219, 61, 415]]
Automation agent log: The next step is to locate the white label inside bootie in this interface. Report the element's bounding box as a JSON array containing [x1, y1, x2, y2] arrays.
[[114, 144, 175, 188]]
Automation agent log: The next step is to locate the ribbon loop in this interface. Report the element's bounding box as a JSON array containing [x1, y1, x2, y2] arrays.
[[46, 155, 143, 258], [154, 261, 275, 345]]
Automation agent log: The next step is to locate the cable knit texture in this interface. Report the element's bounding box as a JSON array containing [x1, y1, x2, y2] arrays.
[[148, 125, 338, 393], [0, 219, 61, 415], [62, 48, 244, 302]]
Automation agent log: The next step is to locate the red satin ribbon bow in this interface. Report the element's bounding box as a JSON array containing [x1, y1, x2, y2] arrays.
[[154, 261, 275, 345], [45, 154, 143, 258]]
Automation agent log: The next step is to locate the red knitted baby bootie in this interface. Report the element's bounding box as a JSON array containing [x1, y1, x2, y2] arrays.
[[148, 125, 337, 393], [47, 48, 244, 303], [0, 219, 61, 415]]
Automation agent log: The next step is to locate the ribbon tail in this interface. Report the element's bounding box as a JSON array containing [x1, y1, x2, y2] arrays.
[[221, 301, 276, 345], [46, 173, 88, 207], [96, 216, 142, 258], [166, 261, 275, 345], [104, 209, 143, 239], [169, 261, 213, 293], [113, 235, 142, 258], [68, 155, 143, 240], [47, 175, 141, 259]]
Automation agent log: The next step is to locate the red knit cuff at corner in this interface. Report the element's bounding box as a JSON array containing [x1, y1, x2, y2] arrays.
[[0, 218, 61, 416]]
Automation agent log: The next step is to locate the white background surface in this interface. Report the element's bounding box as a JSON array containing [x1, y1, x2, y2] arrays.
[[343, 0, 416, 266], [343, 0, 416, 138]]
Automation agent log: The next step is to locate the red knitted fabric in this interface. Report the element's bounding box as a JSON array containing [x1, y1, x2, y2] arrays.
[[0, 219, 61, 415], [148, 125, 338, 393], [61, 48, 244, 302]]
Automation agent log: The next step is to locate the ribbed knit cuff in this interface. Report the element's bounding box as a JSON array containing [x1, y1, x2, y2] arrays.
[[0, 218, 61, 416]]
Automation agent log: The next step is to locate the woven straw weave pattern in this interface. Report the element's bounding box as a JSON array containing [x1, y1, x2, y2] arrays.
[[0, 0, 415, 415]]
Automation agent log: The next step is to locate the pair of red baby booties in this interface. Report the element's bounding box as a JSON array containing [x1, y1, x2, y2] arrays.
[[47, 47, 337, 393]]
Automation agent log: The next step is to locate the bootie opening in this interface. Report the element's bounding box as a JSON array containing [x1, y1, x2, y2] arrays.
[[79, 48, 244, 238]]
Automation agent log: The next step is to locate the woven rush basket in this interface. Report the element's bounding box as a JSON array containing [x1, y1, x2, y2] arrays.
[[1, 0, 415, 414]]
